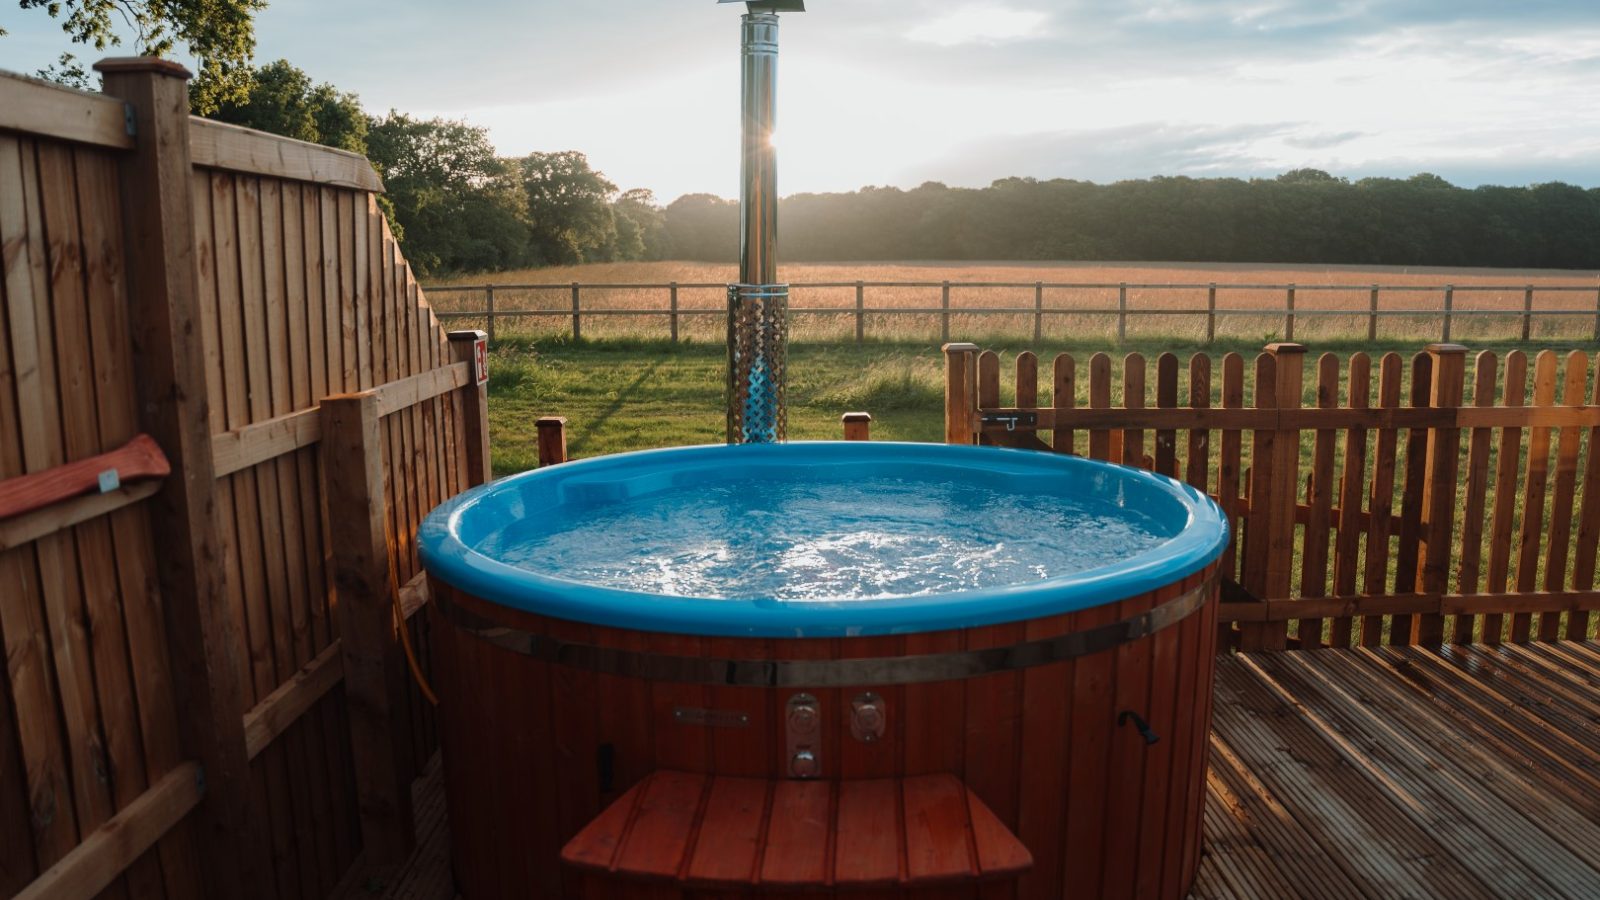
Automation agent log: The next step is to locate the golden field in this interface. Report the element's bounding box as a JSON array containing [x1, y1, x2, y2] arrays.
[[425, 260, 1600, 343]]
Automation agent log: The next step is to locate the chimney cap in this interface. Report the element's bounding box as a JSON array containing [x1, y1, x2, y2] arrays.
[[719, 0, 805, 11]]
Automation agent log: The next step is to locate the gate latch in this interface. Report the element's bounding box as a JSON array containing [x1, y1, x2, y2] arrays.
[[980, 411, 1038, 432]]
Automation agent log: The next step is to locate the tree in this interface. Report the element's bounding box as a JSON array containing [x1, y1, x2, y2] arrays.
[[519, 151, 619, 265], [610, 188, 670, 260], [206, 60, 368, 154], [15, 0, 264, 112], [367, 112, 531, 274]]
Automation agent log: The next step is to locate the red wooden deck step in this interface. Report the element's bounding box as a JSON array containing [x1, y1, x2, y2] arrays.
[[561, 770, 1032, 890]]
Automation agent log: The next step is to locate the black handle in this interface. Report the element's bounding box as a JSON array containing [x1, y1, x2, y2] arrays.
[[1118, 710, 1159, 745]]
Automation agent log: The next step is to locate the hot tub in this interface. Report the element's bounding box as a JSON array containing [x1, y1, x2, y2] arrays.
[[419, 442, 1227, 899]]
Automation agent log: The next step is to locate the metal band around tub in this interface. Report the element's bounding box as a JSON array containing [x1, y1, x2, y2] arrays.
[[434, 576, 1214, 687]]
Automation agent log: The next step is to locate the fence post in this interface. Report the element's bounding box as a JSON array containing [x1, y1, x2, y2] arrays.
[[95, 56, 269, 900], [941, 280, 951, 343], [943, 343, 980, 445], [1411, 343, 1467, 647], [1117, 282, 1128, 344], [1442, 284, 1454, 343], [571, 281, 582, 341], [484, 283, 496, 347], [320, 392, 416, 863], [1592, 288, 1600, 343], [1521, 285, 1534, 341], [1033, 281, 1044, 342], [1284, 284, 1296, 341], [842, 411, 872, 441], [448, 330, 491, 487], [1206, 283, 1217, 344], [1244, 342, 1305, 651], [669, 282, 679, 343], [855, 281, 865, 343], [1368, 284, 1379, 342], [536, 416, 568, 466]]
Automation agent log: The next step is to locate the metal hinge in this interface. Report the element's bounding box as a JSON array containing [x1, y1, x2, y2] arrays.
[[980, 411, 1038, 432]]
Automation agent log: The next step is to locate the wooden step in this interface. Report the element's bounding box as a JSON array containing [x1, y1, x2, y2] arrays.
[[561, 770, 1032, 891]]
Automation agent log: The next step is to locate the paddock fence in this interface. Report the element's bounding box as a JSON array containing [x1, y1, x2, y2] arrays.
[[425, 280, 1600, 344], [943, 341, 1600, 652], [1, 62, 485, 900]]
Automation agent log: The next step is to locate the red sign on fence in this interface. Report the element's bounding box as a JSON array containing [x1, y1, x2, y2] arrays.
[[473, 337, 489, 386]]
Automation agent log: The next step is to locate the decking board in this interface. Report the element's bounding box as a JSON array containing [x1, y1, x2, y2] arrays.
[[337, 643, 1600, 900]]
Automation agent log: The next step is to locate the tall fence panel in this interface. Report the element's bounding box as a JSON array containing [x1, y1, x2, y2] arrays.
[[1, 63, 482, 900], [945, 341, 1600, 650], [0, 71, 205, 899]]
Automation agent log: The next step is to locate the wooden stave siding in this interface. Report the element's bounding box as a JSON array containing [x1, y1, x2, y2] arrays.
[[0, 133, 204, 897], [432, 568, 1219, 900], [191, 167, 466, 900], [962, 346, 1600, 650]]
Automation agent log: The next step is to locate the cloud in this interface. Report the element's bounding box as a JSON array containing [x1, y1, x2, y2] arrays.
[[905, 6, 1051, 47], [1285, 130, 1367, 149]]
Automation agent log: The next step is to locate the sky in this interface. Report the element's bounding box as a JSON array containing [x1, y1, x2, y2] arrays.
[[4, 1, 1599, 202]]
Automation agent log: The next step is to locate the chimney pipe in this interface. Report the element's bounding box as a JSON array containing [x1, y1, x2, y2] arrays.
[[725, 3, 798, 444]]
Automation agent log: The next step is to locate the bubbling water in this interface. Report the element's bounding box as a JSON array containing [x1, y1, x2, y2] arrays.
[[481, 475, 1169, 601]]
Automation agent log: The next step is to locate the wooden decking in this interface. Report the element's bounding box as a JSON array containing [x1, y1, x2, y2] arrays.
[[339, 642, 1600, 899]]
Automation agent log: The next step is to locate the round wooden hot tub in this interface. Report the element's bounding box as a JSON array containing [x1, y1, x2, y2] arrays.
[[420, 442, 1227, 900]]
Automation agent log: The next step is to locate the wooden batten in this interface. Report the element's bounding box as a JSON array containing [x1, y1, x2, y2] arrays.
[[0, 70, 134, 150], [188, 116, 384, 192], [95, 55, 268, 900], [12, 762, 204, 900], [243, 643, 344, 761], [0, 481, 158, 551]]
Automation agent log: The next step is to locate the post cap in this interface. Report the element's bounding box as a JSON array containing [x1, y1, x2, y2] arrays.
[[447, 329, 488, 342], [942, 342, 980, 353], [1264, 342, 1307, 354], [535, 416, 568, 428], [1425, 343, 1469, 354], [93, 57, 193, 79], [841, 412, 872, 423]]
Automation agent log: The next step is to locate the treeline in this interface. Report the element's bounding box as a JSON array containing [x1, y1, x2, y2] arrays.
[[207, 63, 1600, 274], [204, 60, 669, 276], [669, 171, 1600, 270]]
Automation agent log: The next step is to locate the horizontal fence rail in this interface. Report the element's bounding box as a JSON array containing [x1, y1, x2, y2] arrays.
[[942, 341, 1600, 652], [425, 280, 1600, 344]]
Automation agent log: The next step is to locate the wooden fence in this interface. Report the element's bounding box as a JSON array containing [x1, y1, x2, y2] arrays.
[[0, 62, 483, 900], [426, 280, 1600, 344], [944, 341, 1600, 651]]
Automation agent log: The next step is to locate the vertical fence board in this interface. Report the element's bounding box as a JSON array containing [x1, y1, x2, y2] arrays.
[[1390, 353, 1432, 645], [1184, 355, 1210, 494], [1484, 352, 1528, 645], [1568, 356, 1600, 640], [1513, 351, 1559, 642], [1452, 353, 1497, 644], [1088, 353, 1112, 461], [1298, 354, 1339, 648], [1121, 354, 1146, 468], [1330, 354, 1370, 647], [1239, 352, 1278, 651], [1052, 354, 1075, 455], [1217, 354, 1244, 592], [1539, 352, 1587, 641], [1154, 353, 1178, 478]]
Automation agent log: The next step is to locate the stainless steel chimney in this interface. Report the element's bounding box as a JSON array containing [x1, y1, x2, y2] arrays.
[[723, 0, 803, 444]]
